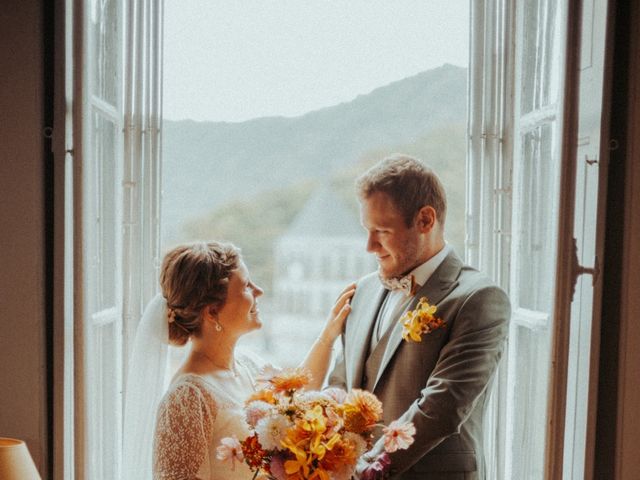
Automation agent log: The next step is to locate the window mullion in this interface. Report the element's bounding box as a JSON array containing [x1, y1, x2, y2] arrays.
[[122, 0, 146, 359], [121, 1, 163, 478], [89, 96, 119, 122], [142, 0, 163, 304], [468, 1, 513, 479], [466, 0, 488, 270]]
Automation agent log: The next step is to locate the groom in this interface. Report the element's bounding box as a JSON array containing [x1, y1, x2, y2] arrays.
[[328, 155, 510, 479]]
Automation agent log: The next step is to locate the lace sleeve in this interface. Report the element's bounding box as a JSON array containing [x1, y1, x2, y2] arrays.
[[153, 377, 218, 480]]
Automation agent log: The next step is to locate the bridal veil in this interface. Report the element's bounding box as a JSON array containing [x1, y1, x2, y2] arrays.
[[122, 293, 171, 480]]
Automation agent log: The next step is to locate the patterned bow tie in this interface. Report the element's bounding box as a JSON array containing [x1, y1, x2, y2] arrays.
[[379, 274, 417, 296]]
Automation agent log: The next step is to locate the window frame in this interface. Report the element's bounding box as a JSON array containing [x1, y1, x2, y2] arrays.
[[70, 0, 164, 478], [63, 0, 604, 478], [469, 0, 608, 479]]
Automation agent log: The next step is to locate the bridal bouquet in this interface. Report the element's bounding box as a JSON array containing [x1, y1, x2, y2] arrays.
[[217, 366, 415, 480]]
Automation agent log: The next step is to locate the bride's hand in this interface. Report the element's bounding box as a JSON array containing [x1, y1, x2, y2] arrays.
[[319, 283, 356, 345]]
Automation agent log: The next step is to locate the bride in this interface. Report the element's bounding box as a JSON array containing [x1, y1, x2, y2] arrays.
[[122, 241, 355, 480]]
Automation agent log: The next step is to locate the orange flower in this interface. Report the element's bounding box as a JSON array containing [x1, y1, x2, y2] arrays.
[[269, 367, 312, 393], [285, 473, 306, 480], [246, 388, 277, 405], [241, 434, 267, 469], [309, 467, 331, 480], [342, 389, 383, 433], [319, 435, 358, 472], [283, 420, 312, 447]]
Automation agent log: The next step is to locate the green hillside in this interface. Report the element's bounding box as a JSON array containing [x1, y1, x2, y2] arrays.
[[181, 123, 466, 289], [161, 63, 467, 246]]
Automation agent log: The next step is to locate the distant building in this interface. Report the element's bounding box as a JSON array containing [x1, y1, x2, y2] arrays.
[[273, 183, 376, 318]]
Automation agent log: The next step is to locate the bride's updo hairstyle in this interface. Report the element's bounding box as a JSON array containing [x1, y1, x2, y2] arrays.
[[160, 241, 240, 346]]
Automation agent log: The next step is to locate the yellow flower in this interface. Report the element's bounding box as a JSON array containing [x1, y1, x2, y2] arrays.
[[400, 297, 446, 342], [402, 314, 424, 342], [301, 405, 327, 434], [245, 388, 277, 405], [324, 432, 341, 451], [282, 438, 311, 478], [282, 421, 311, 448], [310, 432, 327, 460]]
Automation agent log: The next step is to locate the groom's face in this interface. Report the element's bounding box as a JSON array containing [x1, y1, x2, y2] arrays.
[[360, 191, 424, 279]]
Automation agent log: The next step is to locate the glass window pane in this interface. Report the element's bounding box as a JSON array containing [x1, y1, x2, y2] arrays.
[[509, 325, 551, 478], [87, 321, 121, 479], [90, 0, 119, 105], [517, 123, 559, 312], [161, 4, 469, 368], [521, 0, 561, 114], [92, 112, 118, 311]]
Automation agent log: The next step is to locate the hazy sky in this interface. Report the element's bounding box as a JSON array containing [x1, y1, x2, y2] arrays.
[[163, 1, 469, 122]]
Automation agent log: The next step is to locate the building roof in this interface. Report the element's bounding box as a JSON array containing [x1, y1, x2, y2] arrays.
[[281, 183, 364, 239]]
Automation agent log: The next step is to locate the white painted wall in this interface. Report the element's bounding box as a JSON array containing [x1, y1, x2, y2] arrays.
[[0, 0, 48, 476]]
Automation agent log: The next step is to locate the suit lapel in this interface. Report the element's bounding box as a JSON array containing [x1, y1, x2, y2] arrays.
[[372, 251, 463, 391], [346, 282, 387, 390]]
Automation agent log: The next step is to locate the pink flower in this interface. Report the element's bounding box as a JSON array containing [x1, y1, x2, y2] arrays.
[[361, 453, 391, 480], [245, 400, 274, 427], [323, 386, 348, 403], [325, 406, 345, 436], [296, 390, 332, 405], [216, 435, 244, 470], [382, 420, 416, 453], [269, 453, 288, 480]]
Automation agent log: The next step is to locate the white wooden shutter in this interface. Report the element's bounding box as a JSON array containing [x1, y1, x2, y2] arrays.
[[83, 0, 125, 478], [78, 0, 163, 478]]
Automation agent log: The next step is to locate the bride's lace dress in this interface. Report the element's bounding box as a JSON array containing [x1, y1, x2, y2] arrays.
[[152, 353, 261, 480]]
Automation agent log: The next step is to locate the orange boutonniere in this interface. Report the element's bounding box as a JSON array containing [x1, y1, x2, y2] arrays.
[[400, 297, 446, 342]]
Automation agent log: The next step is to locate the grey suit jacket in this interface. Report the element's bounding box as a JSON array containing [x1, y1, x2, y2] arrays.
[[328, 251, 510, 479]]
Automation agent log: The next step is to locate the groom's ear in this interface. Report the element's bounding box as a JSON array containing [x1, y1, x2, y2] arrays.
[[415, 205, 437, 232]]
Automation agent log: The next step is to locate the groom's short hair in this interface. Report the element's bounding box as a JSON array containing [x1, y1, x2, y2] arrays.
[[356, 154, 447, 227]]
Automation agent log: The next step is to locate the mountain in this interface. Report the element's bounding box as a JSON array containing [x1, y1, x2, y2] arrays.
[[161, 63, 467, 242]]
